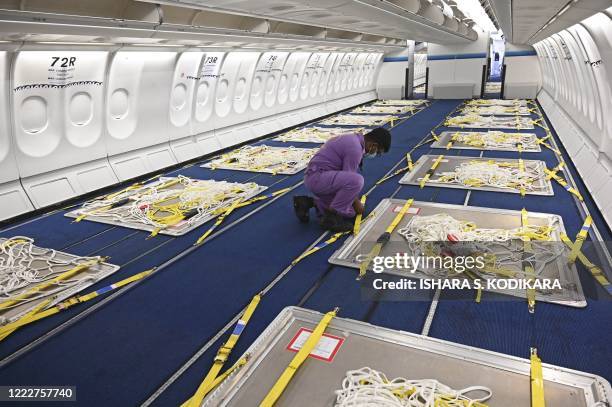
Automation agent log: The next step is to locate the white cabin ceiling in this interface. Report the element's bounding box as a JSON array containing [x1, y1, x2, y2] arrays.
[[484, 0, 612, 44], [138, 0, 480, 43]]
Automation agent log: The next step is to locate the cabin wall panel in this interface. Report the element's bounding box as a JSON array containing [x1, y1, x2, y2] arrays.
[[213, 51, 260, 146], [106, 51, 178, 180], [11, 50, 118, 208], [536, 14, 612, 227], [503, 44, 541, 99], [0, 51, 34, 219], [427, 35, 488, 98], [2, 47, 384, 219]]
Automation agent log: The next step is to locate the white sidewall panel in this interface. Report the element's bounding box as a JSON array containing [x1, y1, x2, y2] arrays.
[[250, 52, 289, 121], [0, 51, 34, 220], [169, 51, 205, 141], [0, 51, 19, 184], [12, 51, 109, 177], [193, 52, 226, 135], [106, 51, 177, 155], [106, 51, 178, 180], [215, 52, 261, 132]]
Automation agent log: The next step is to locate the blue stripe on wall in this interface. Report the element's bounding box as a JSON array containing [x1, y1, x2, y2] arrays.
[[505, 50, 537, 57], [383, 56, 409, 62], [428, 52, 487, 61]]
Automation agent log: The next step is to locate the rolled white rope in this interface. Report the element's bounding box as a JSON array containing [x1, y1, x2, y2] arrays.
[[0, 237, 101, 306], [77, 176, 263, 230], [427, 160, 547, 193], [335, 367, 493, 407]]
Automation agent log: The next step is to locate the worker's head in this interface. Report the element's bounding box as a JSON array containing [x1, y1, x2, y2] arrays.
[[364, 127, 391, 158]]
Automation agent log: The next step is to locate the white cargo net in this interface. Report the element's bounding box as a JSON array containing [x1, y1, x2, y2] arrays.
[[466, 99, 530, 107], [460, 105, 532, 116], [351, 105, 415, 115], [73, 176, 264, 233], [445, 115, 534, 129], [334, 367, 493, 407], [445, 131, 539, 150], [275, 127, 365, 144], [375, 100, 427, 106], [0, 237, 104, 317], [429, 159, 547, 193], [204, 145, 317, 175], [397, 213, 563, 278], [318, 114, 395, 126], [484, 82, 501, 93]]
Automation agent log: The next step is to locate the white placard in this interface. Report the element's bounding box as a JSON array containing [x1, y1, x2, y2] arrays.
[[286, 327, 344, 362]]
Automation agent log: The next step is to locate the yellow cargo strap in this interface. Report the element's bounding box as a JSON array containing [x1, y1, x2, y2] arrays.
[[535, 133, 561, 154], [531, 118, 546, 130], [358, 199, 414, 279], [194, 198, 243, 246], [430, 131, 440, 142], [73, 177, 168, 222], [406, 153, 414, 171], [375, 153, 414, 186], [530, 348, 546, 407], [291, 232, 345, 266], [230, 187, 291, 211], [184, 294, 261, 407], [0, 298, 52, 341], [353, 195, 366, 236], [543, 164, 583, 201], [544, 161, 563, 180], [446, 133, 459, 150], [569, 216, 592, 264], [0, 238, 29, 249], [463, 270, 482, 303], [183, 355, 249, 405], [0, 258, 104, 311], [102, 173, 164, 201], [518, 159, 526, 197], [560, 233, 612, 294], [260, 308, 338, 407], [207, 355, 248, 391], [521, 209, 536, 313], [414, 137, 435, 150], [0, 268, 154, 341], [419, 155, 444, 188], [291, 211, 377, 266], [74, 199, 130, 223], [191, 186, 292, 244]]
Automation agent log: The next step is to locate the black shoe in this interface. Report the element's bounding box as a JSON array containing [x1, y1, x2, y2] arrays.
[[319, 210, 354, 233], [293, 196, 314, 223]]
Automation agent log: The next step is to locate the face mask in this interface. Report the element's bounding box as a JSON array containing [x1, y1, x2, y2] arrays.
[[365, 146, 379, 159]]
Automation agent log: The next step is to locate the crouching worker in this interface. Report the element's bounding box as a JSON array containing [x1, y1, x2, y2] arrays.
[[293, 127, 391, 232]]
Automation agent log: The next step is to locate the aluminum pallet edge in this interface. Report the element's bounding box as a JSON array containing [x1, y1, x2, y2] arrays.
[[328, 199, 586, 308], [399, 155, 554, 196], [202, 306, 611, 406]]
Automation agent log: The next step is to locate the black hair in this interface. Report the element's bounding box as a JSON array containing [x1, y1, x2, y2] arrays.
[[365, 127, 391, 153]]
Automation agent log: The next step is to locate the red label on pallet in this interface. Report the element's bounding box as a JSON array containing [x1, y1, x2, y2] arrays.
[[286, 327, 344, 363]]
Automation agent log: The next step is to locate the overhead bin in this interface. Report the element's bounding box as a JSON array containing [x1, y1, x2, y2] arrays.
[[385, 0, 420, 13], [417, 0, 445, 25], [135, 0, 476, 43]]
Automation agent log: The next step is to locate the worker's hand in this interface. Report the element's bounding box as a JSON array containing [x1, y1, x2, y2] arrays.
[[353, 199, 365, 215]]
